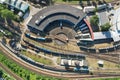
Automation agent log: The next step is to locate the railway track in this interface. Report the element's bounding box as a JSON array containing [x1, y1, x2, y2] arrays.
[[40, 44, 119, 64], [1, 42, 120, 79], [23, 37, 120, 64]]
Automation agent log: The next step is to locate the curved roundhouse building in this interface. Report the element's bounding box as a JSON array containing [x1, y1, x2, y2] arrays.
[[27, 5, 94, 40]]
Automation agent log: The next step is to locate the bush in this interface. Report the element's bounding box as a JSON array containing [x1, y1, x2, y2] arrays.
[[101, 23, 111, 31], [90, 15, 99, 27]]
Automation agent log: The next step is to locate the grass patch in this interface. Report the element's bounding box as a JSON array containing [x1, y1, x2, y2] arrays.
[[93, 42, 113, 49], [86, 57, 119, 69], [54, 0, 79, 5], [105, 0, 114, 3], [21, 50, 54, 65], [54, 0, 115, 5]]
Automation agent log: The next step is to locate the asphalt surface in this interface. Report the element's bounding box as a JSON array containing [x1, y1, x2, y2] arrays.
[[97, 11, 109, 26]]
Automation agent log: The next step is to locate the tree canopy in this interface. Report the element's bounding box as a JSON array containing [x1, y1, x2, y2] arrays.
[[101, 23, 111, 31], [90, 15, 99, 27], [0, 4, 15, 21], [0, 9, 15, 20]]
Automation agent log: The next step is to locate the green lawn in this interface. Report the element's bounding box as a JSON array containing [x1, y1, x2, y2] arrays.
[[54, 0, 116, 5], [21, 50, 54, 65], [53, 0, 79, 5]]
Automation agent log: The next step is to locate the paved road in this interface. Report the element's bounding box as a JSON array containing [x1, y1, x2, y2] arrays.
[[0, 63, 22, 80]]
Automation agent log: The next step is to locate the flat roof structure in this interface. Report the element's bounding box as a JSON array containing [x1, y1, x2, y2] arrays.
[[93, 31, 112, 40], [94, 31, 120, 42], [61, 59, 87, 67], [83, 6, 95, 13], [80, 31, 120, 42]]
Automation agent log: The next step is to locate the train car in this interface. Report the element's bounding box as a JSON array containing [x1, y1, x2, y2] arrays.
[[115, 44, 120, 50], [52, 51, 59, 56], [36, 37, 46, 42], [42, 48, 51, 54], [107, 47, 115, 52], [88, 48, 96, 53], [80, 46, 88, 52], [98, 48, 107, 53], [65, 67, 74, 72], [75, 33, 90, 39], [74, 67, 80, 71], [19, 54, 28, 61], [45, 38, 52, 42], [30, 35, 37, 40], [80, 68, 89, 73], [25, 33, 30, 37], [77, 41, 87, 46], [25, 33, 37, 40], [34, 49, 40, 53], [25, 33, 52, 42], [74, 67, 89, 73], [78, 39, 94, 47]]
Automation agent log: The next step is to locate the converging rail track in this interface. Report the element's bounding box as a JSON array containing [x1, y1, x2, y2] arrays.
[[23, 37, 120, 64], [0, 41, 120, 79]]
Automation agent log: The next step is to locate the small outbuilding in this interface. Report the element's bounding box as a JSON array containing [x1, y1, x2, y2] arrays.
[[97, 60, 104, 67]]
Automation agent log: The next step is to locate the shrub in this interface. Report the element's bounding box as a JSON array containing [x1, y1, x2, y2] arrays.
[[101, 23, 111, 31]]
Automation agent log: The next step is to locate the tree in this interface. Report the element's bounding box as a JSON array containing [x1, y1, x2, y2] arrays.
[[0, 4, 6, 11], [92, 1, 97, 7], [87, 0, 91, 6], [101, 23, 111, 31], [90, 15, 100, 31], [90, 15, 99, 27], [0, 9, 15, 25], [0, 69, 3, 77]]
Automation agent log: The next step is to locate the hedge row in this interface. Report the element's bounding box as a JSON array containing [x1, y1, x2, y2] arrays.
[[0, 51, 65, 80]]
